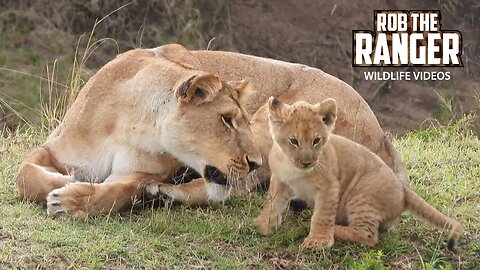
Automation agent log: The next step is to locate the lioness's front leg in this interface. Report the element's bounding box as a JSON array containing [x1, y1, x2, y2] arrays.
[[253, 174, 293, 235], [145, 177, 235, 205], [46, 173, 166, 218], [301, 181, 339, 249]]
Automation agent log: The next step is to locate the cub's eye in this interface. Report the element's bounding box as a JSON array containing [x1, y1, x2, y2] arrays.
[[221, 115, 235, 128], [313, 137, 322, 146], [289, 138, 299, 147]]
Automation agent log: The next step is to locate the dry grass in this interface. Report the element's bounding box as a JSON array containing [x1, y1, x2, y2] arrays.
[[0, 0, 226, 129]]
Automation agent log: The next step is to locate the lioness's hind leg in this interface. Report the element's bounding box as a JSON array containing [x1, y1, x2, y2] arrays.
[[16, 147, 72, 203]]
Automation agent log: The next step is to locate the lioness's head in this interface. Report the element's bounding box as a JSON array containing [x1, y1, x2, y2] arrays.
[[162, 72, 262, 185], [268, 97, 337, 170]]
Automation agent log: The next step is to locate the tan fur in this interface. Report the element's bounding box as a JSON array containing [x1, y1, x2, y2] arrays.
[[16, 147, 72, 203], [16, 44, 408, 217], [253, 98, 463, 250], [47, 173, 162, 217], [16, 45, 262, 217]]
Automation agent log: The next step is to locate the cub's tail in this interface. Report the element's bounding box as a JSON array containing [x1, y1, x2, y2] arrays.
[[404, 187, 464, 250]]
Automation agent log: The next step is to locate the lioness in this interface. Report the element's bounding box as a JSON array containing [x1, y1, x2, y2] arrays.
[[253, 97, 463, 250], [15, 44, 408, 217]]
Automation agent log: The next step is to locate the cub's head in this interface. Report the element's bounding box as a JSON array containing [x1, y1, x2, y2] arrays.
[[268, 97, 337, 170], [163, 72, 262, 186]]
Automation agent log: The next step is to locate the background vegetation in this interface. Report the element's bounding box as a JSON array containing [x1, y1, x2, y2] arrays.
[[1, 0, 479, 134], [0, 0, 225, 132]]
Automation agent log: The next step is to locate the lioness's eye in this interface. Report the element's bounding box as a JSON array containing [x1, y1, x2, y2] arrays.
[[289, 138, 299, 147], [221, 115, 235, 129], [313, 137, 321, 146]]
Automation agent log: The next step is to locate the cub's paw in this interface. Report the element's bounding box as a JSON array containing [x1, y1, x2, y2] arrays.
[[301, 235, 334, 249], [253, 216, 277, 235], [46, 184, 90, 218]]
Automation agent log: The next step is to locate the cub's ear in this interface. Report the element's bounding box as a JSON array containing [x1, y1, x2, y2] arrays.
[[176, 73, 222, 105], [315, 98, 337, 128], [268, 96, 285, 123], [227, 79, 254, 101]]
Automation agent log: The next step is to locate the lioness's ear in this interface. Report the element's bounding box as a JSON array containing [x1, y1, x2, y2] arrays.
[[227, 79, 254, 101], [176, 73, 222, 105], [315, 98, 337, 128], [268, 96, 284, 123], [155, 44, 201, 69]]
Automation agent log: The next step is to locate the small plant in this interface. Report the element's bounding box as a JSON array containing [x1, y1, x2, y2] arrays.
[[38, 4, 130, 134], [434, 91, 456, 125], [343, 250, 389, 270]]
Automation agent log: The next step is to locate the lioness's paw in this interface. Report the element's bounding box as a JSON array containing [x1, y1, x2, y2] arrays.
[[46, 185, 87, 218], [144, 183, 175, 204], [144, 182, 160, 198], [253, 216, 277, 235], [301, 235, 334, 249]]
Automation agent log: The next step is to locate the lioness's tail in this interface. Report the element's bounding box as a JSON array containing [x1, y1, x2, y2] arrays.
[[404, 188, 463, 250], [383, 138, 410, 185]]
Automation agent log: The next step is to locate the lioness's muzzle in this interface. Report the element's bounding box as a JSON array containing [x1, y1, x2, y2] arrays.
[[204, 165, 228, 186]]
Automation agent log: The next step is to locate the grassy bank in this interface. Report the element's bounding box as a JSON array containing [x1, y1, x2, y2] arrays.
[[0, 122, 479, 269], [0, 1, 225, 129]]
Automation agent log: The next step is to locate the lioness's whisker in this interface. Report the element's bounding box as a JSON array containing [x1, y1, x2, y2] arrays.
[[248, 171, 260, 190]]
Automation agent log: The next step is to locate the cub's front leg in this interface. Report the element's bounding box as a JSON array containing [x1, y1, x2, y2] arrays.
[[301, 180, 339, 249], [253, 174, 293, 235]]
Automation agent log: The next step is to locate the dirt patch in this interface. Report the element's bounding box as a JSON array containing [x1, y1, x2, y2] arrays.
[[214, 0, 480, 135]]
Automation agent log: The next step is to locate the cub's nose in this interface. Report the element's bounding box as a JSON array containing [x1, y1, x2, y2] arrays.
[[246, 156, 261, 172], [301, 161, 312, 168]]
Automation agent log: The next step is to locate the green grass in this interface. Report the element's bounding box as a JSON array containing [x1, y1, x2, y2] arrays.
[[0, 11, 75, 127], [1, 123, 479, 269]]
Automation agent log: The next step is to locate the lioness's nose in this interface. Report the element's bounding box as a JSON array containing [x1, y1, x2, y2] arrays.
[[246, 156, 261, 172]]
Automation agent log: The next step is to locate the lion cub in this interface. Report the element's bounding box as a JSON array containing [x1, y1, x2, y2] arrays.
[[253, 97, 463, 250]]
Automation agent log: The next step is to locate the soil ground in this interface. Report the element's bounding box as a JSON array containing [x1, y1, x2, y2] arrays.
[[218, 0, 480, 134]]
